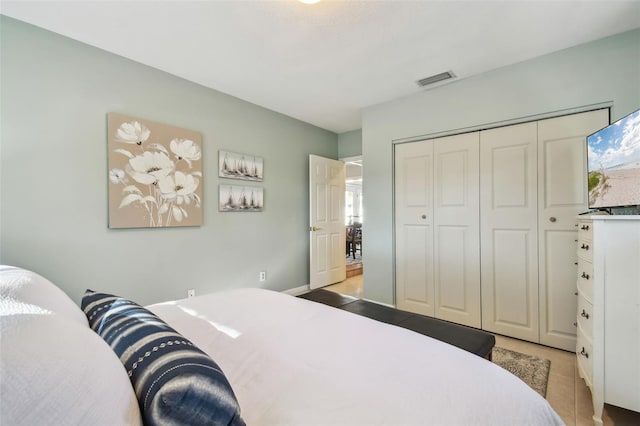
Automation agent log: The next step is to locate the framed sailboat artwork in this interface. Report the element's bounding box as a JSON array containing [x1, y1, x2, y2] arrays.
[[219, 150, 263, 181], [219, 185, 264, 212]]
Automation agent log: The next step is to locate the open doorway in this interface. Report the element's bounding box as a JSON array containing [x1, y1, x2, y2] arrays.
[[324, 155, 363, 298], [344, 157, 363, 273]]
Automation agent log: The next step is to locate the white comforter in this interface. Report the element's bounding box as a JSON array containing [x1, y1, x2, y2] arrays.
[[147, 288, 563, 426]]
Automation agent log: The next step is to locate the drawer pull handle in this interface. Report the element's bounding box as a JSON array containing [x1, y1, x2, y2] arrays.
[[421, 214, 427, 219], [550, 217, 557, 223], [580, 347, 589, 358], [581, 272, 590, 280], [581, 225, 590, 231], [574, 292, 578, 296], [581, 309, 590, 319], [581, 244, 590, 250]]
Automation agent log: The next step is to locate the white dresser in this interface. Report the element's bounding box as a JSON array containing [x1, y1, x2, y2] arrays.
[[576, 215, 640, 425]]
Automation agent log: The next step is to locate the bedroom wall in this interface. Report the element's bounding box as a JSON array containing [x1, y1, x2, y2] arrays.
[[0, 16, 338, 306], [338, 129, 362, 158], [361, 28, 640, 305]]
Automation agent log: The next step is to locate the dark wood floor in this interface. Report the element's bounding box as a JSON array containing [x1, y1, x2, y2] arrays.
[[298, 289, 495, 359]]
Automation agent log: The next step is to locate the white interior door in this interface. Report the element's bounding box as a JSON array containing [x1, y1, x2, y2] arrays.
[[309, 155, 346, 289], [395, 140, 435, 316], [433, 133, 480, 328], [480, 122, 540, 342], [537, 109, 609, 350]]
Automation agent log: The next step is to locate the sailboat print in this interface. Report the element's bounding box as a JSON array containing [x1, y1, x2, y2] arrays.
[[219, 185, 263, 212], [218, 150, 263, 181]]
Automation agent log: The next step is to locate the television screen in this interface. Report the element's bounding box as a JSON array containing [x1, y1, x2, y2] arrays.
[[587, 108, 640, 209]]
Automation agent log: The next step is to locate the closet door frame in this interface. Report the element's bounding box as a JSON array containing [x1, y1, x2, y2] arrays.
[[392, 105, 612, 347]]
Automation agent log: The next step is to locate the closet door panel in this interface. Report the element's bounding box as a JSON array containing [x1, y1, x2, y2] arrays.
[[480, 122, 539, 342], [400, 225, 433, 304], [543, 230, 581, 340], [538, 109, 609, 350], [395, 141, 434, 316], [434, 133, 480, 328], [492, 229, 534, 327], [437, 225, 467, 312]]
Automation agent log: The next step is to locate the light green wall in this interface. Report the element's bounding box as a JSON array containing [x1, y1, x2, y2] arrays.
[[362, 28, 640, 305], [0, 16, 338, 305], [338, 129, 362, 158]]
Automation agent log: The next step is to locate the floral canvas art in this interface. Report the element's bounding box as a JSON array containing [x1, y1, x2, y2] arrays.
[[108, 113, 203, 228]]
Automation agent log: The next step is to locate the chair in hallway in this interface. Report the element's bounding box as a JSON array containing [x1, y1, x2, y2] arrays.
[[350, 223, 362, 259]]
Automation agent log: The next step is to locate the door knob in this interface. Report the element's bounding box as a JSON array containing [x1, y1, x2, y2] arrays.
[[309, 226, 322, 232], [549, 217, 557, 223]]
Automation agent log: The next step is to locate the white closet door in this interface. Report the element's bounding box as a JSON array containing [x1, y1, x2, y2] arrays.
[[537, 109, 609, 350], [434, 133, 480, 328], [480, 122, 539, 342], [395, 140, 434, 316]]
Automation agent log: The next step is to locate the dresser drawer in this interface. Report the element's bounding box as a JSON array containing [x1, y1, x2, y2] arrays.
[[577, 238, 593, 262], [577, 220, 593, 242], [576, 258, 594, 302], [577, 293, 593, 338], [576, 324, 594, 386]]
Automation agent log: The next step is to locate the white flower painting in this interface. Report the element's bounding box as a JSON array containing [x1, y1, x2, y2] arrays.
[[108, 113, 203, 228]]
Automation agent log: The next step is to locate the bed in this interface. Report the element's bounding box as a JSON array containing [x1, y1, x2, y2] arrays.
[[146, 288, 563, 425], [1, 266, 563, 425]]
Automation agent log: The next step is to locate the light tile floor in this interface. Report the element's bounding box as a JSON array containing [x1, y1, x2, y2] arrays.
[[324, 276, 640, 426], [324, 274, 363, 299]]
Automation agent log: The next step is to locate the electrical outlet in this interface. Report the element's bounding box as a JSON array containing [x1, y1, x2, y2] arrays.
[[259, 271, 267, 282], [187, 289, 195, 298]]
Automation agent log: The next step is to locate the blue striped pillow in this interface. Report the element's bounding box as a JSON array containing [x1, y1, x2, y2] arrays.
[[81, 290, 244, 426]]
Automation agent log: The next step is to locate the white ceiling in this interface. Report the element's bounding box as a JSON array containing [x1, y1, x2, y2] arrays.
[[2, 1, 639, 134]]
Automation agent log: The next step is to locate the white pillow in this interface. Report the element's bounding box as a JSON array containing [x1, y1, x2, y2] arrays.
[[0, 265, 87, 325], [0, 313, 142, 426]]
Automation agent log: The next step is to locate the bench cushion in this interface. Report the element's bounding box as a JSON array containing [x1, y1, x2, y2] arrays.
[[299, 289, 495, 359]]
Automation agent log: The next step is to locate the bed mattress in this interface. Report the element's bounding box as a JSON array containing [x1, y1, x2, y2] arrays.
[[147, 288, 563, 426]]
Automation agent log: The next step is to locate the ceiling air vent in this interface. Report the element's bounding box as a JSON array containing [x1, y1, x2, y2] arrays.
[[416, 71, 456, 87]]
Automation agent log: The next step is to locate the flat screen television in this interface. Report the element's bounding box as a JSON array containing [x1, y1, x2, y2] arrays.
[[587, 108, 640, 210]]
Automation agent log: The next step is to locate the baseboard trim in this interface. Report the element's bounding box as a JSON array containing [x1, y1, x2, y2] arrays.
[[283, 285, 310, 296]]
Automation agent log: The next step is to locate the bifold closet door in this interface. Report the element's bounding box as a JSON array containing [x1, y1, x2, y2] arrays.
[[395, 140, 434, 316], [480, 122, 540, 342], [395, 133, 480, 328], [433, 133, 480, 328], [537, 109, 609, 351]]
